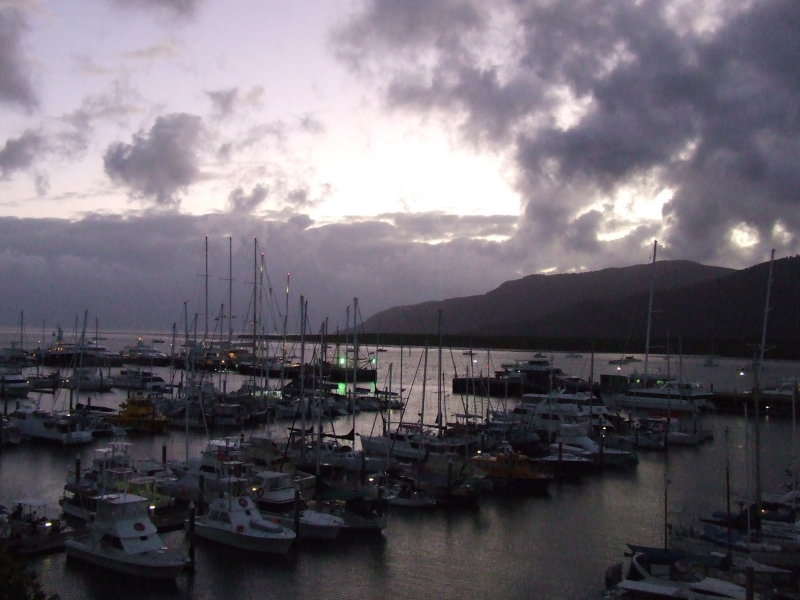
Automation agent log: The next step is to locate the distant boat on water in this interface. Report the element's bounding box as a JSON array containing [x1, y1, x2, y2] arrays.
[[609, 355, 641, 365]]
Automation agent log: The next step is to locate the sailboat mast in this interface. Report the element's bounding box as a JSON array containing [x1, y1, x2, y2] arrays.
[[204, 235, 209, 344], [352, 297, 359, 419], [753, 248, 775, 533], [437, 310, 443, 437], [228, 236, 234, 346], [643, 240, 657, 383], [252, 238, 258, 369], [299, 296, 307, 465]]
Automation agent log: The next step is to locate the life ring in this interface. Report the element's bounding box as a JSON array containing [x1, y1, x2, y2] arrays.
[[236, 525, 244, 533], [133, 522, 146, 531], [238, 497, 248, 508], [256, 488, 264, 498]]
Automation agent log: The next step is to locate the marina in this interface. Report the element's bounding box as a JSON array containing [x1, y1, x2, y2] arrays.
[[1, 331, 799, 599]]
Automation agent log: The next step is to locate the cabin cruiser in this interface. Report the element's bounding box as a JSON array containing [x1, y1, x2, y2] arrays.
[[61, 367, 113, 392], [64, 493, 188, 579], [191, 477, 296, 554], [111, 369, 169, 393], [121, 338, 170, 366], [610, 376, 714, 415], [9, 405, 93, 445], [0, 367, 29, 398]]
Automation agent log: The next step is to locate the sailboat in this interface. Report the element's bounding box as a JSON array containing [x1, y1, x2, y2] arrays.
[[609, 242, 713, 416]]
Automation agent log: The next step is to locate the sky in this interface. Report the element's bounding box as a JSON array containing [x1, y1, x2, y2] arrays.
[[0, 0, 798, 338]]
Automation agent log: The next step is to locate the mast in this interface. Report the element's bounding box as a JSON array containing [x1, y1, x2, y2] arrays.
[[753, 248, 775, 535], [228, 236, 234, 346], [437, 310, 443, 437], [352, 297, 359, 424], [421, 345, 428, 427], [204, 235, 209, 344], [299, 295, 307, 465], [643, 240, 657, 384], [281, 273, 290, 391], [252, 238, 258, 380]]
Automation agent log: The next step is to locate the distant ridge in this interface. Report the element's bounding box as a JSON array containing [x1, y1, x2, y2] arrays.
[[360, 256, 800, 358]]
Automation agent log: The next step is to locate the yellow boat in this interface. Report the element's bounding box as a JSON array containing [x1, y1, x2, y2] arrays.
[[106, 394, 169, 433]]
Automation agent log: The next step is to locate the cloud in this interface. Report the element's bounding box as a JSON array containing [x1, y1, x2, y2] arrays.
[[207, 88, 238, 119], [109, 0, 203, 19], [227, 184, 268, 213], [0, 213, 517, 331], [333, 0, 800, 272], [0, 6, 38, 110], [0, 129, 45, 177], [103, 113, 204, 207]]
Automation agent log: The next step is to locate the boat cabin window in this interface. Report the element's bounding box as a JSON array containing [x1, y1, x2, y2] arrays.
[[101, 534, 124, 549], [209, 510, 231, 524]]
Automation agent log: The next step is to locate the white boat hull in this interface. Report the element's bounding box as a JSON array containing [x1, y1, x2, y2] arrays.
[[193, 521, 295, 554], [64, 538, 188, 579]]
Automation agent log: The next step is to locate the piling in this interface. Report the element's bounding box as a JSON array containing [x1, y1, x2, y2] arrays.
[[293, 489, 300, 534], [187, 501, 196, 572]]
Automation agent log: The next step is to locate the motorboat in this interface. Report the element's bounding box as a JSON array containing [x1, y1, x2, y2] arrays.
[[111, 369, 169, 393], [190, 478, 296, 554], [106, 394, 170, 433], [470, 445, 555, 493], [360, 422, 475, 462], [552, 424, 638, 467], [0, 366, 29, 398], [605, 544, 760, 599], [258, 502, 346, 540], [64, 492, 189, 579], [608, 355, 641, 365], [1, 416, 22, 445], [250, 470, 299, 514], [121, 338, 170, 366], [1, 498, 71, 555], [9, 405, 93, 445], [385, 476, 438, 508], [42, 331, 122, 368], [611, 377, 714, 415], [61, 367, 113, 392], [520, 388, 617, 433], [299, 438, 387, 474], [60, 442, 175, 521], [513, 395, 594, 440]]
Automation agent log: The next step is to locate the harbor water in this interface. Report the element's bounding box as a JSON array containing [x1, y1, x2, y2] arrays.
[[1, 333, 799, 600]]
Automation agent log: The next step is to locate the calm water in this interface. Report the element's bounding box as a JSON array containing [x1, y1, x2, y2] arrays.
[[2, 332, 799, 600]]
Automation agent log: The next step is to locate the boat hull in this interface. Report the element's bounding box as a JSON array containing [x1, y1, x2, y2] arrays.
[[193, 522, 294, 554], [64, 538, 188, 579]]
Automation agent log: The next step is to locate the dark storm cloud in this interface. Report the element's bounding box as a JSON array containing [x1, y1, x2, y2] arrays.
[[333, 0, 485, 73], [0, 213, 516, 332], [0, 130, 45, 177], [103, 113, 204, 207], [333, 0, 800, 271], [228, 184, 268, 213], [0, 7, 38, 110]]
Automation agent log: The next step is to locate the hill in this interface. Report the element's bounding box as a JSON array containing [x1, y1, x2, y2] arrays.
[[359, 256, 800, 358]]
